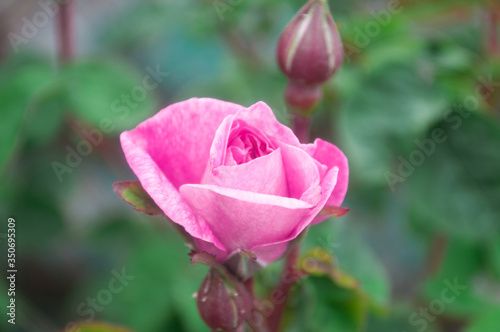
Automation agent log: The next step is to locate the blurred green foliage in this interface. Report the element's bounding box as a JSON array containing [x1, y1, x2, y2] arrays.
[[1, 0, 500, 331]]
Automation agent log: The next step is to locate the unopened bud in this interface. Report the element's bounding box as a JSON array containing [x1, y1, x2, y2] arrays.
[[276, 0, 343, 85], [197, 267, 251, 331]]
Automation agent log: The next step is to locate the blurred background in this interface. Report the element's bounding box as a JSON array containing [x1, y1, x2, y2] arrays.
[[1, 0, 500, 331]]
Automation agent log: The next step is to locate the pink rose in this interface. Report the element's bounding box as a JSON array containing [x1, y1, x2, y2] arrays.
[[120, 98, 348, 265]]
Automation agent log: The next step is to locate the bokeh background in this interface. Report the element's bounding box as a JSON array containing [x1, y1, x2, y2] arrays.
[[1, 0, 500, 331]]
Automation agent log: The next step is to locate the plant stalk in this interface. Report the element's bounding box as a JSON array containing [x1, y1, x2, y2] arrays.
[[292, 114, 311, 144], [57, 0, 75, 62], [425, 234, 447, 276], [487, 10, 499, 56], [267, 244, 301, 332]]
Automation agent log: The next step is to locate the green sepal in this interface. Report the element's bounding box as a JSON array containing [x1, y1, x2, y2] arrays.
[[113, 181, 162, 215]]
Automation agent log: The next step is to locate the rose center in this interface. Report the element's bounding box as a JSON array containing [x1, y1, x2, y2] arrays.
[[224, 119, 275, 166]]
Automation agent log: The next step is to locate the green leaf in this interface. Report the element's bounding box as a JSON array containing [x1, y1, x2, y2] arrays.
[[113, 181, 163, 215], [486, 237, 500, 279], [79, 218, 209, 332], [66, 322, 135, 332], [322, 221, 390, 310], [287, 276, 367, 332], [0, 58, 54, 170], [297, 219, 390, 332], [339, 64, 448, 185], [102, 1, 216, 49], [465, 306, 500, 332], [0, 281, 10, 331], [300, 248, 359, 290], [61, 59, 157, 133], [409, 113, 500, 239], [366, 301, 441, 332], [24, 77, 66, 145], [422, 239, 492, 318]]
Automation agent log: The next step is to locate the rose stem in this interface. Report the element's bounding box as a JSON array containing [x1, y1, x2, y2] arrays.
[[244, 278, 270, 332], [292, 114, 311, 144], [267, 244, 300, 332], [57, 1, 118, 170], [424, 234, 447, 276], [487, 9, 499, 56], [57, 0, 75, 63]]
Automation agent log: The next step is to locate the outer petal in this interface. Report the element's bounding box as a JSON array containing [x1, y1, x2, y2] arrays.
[[252, 243, 289, 265], [280, 165, 340, 239], [279, 143, 323, 205], [179, 184, 314, 258], [122, 98, 244, 188], [303, 138, 349, 207], [181, 164, 340, 264], [120, 98, 245, 250], [193, 238, 229, 262]]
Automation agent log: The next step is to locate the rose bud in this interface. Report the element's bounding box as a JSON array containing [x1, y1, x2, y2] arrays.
[[197, 267, 251, 331], [276, 0, 343, 112], [276, 0, 343, 85]]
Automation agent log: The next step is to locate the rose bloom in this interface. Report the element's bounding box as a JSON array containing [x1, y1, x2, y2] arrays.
[[120, 98, 348, 265]]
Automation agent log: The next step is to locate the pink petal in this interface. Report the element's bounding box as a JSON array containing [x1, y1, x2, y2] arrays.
[[279, 143, 323, 205], [121, 132, 223, 249], [252, 243, 289, 265], [284, 165, 340, 233], [193, 238, 229, 262], [209, 165, 339, 264], [179, 184, 314, 259], [304, 138, 349, 207], [120, 98, 245, 250], [122, 98, 244, 188], [208, 114, 235, 169], [237, 101, 300, 147], [202, 148, 289, 197]]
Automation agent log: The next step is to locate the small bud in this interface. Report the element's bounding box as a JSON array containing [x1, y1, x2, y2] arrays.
[[276, 0, 343, 85], [197, 267, 251, 331]]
